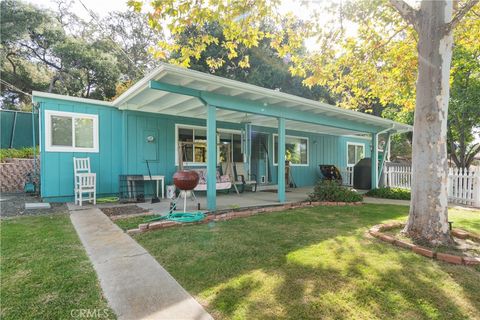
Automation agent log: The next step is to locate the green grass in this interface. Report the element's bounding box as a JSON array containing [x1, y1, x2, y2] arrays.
[[1, 214, 115, 320], [115, 215, 150, 231], [128, 204, 480, 320]]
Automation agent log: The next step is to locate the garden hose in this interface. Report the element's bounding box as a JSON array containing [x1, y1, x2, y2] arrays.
[[145, 212, 205, 223], [96, 197, 119, 203]]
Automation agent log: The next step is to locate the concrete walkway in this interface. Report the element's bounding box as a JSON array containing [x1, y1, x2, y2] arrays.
[[70, 208, 212, 320], [363, 197, 480, 210]]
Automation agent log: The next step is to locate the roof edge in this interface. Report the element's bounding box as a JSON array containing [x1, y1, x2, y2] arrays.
[[32, 91, 115, 107], [114, 63, 412, 132]]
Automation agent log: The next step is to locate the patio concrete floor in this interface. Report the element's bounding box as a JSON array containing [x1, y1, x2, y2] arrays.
[[67, 187, 313, 214], [70, 207, 212, 320]]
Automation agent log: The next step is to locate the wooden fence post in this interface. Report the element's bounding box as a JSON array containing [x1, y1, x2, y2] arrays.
[[473, 169, 480, 208]]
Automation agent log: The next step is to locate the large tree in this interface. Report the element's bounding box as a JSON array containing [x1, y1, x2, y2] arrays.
[[172, 22, 334, 103], [0, 0, 120, 106], [387, 0, 479, 245], [0, 0, 161, 108], [311, 0, 479, 167], [133, 0, 479, 245]]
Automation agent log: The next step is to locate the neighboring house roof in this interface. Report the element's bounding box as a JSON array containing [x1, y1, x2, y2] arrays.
[[33, 63, 412, 137]]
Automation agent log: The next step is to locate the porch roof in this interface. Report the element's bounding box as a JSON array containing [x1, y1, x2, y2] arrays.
[[35, 63, 412, 136]]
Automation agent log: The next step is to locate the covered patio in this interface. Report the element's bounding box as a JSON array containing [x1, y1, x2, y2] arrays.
[[135, 187, 314, 214], [114, 64, 412, 210]]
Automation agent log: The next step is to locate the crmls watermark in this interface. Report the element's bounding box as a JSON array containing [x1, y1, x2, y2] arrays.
[[70, 309, 110, 318]]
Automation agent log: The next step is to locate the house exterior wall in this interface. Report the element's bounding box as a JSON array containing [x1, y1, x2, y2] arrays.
[[36, 97, 123, 202], [35, 96, 371, 201]]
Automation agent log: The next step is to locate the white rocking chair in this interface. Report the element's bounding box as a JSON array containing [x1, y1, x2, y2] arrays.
[[73, 157, 96, 206]]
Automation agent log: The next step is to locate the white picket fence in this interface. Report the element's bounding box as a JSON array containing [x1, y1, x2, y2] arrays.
[[384, 164, 480, 207], [340, 167, 354, 187]]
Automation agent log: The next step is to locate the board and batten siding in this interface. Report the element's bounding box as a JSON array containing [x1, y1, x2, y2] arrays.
[[35, 97, 123, 201], [266, 129, 371, 187], [35, 97, 371, 201], [123, 111, 243, 186]]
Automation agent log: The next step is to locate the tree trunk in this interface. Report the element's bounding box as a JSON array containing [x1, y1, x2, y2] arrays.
[[403, 0, 454, 245]]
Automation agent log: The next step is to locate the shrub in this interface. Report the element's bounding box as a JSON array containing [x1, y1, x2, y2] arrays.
[[309, 180, 363, 202], [0, 147, 38, 162], [366, 187, 411, 200]]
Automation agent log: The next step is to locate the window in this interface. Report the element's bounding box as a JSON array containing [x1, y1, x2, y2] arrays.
[[45, 110, 98, 152], [347, 142, 365, 167], [178, 127, 207, 163], [219, 131, 243, 163], [273, 135, 309, 166], [176, 125, 242, 165]]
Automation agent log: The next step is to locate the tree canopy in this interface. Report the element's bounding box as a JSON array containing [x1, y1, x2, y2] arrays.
[[0, 0, 161, 109], [129, 0, 479, 164]]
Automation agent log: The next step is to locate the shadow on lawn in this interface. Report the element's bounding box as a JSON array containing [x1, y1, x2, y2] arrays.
[[270, 246, 477, 319], [135, 204, 480, 319]]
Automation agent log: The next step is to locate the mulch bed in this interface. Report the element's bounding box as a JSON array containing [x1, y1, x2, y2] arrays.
[[101, 205, 148, 217], [383, 227, 480, 257], [369, 222, 480, 266]]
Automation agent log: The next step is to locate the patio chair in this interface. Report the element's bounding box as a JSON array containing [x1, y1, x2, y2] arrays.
[[73, 157, 96, 206]]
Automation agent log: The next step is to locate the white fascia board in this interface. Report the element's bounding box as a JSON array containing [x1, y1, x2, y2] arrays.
[[32, 91, 114, 107]]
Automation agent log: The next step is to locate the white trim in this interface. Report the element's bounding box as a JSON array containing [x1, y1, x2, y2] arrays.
[[45, 110, 99, 153], [346, 142, 365, 167], [174, 123, 241, 166], [342, 134, 372, 140], [272, 134, 309, 167], [33, 91, 114, 107]]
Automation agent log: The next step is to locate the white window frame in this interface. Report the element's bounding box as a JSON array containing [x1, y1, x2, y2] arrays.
[[346, 142, 365, 167], [174, 124, 241, 166], [45, 110, 99, 153], [273, 134, 309, 167]]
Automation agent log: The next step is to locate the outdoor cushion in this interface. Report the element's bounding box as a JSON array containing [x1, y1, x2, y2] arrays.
[[191, 168, 231, 191]]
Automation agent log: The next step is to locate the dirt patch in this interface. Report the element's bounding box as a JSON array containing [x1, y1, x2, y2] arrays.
[[0, 193, 67, 218], [101, 205, 148, 217], [384, 227, 480, 257], [369, 222, 480, 265]]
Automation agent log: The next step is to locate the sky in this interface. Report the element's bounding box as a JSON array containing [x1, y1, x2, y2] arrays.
[[27, 0, 129, 20]]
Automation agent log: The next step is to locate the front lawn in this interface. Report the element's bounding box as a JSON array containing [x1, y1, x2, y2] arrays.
[[1, 214, 115, 319], [130, 204, 480, 320]]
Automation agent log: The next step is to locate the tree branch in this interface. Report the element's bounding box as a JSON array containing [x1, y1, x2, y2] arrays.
[[18, 42, 62, 71], [389, 0, 420, 31], [446, 0, 479, 33], [372, 25, 409, 51], [465, 143, 480, 168]]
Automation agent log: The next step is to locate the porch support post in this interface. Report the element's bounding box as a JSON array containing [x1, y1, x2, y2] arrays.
[[371, 133, 378, 189], [278, 117, 286, 203], [207, 104, 217, 211]]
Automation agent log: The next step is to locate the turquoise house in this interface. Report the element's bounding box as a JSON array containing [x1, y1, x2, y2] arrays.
[[32, 63, 411, 210]]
